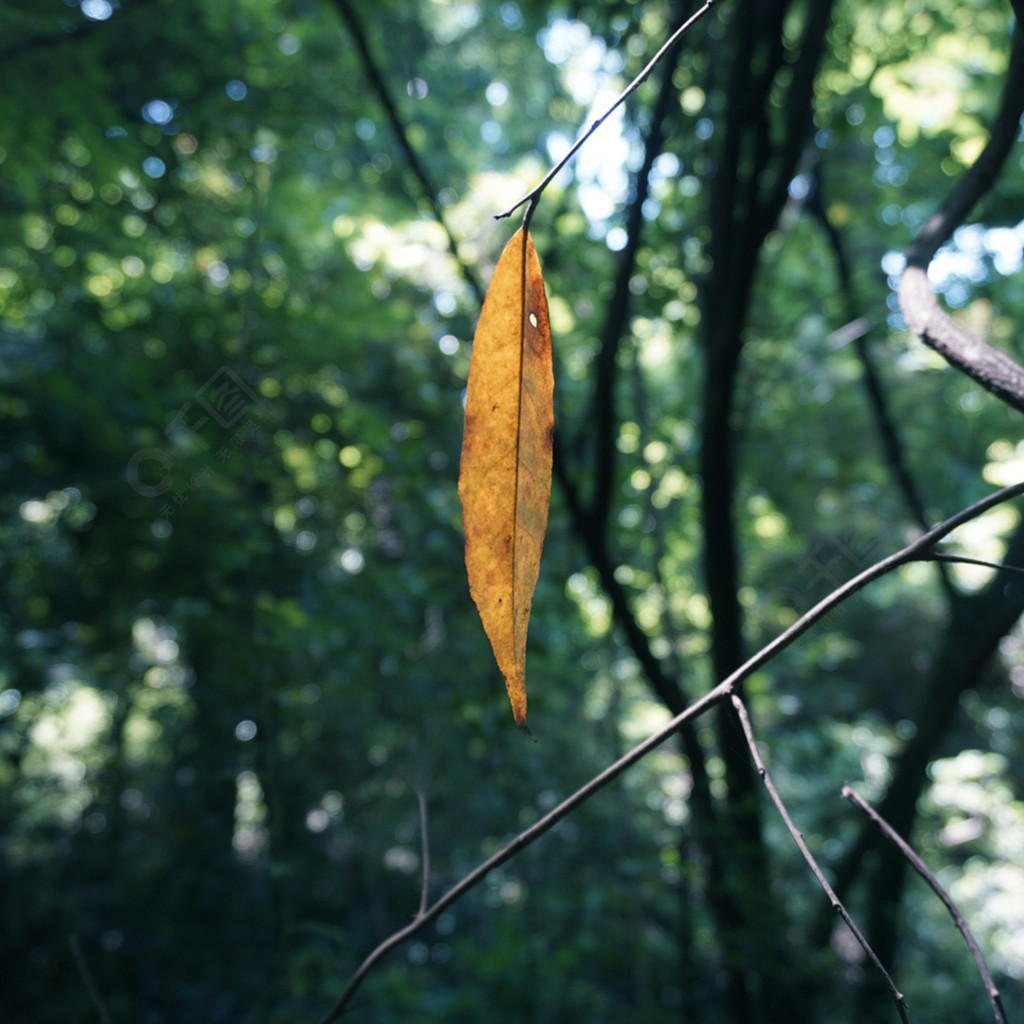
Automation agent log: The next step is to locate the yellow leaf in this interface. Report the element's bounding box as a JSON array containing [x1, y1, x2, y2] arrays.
[[458, 228, 553, 733]]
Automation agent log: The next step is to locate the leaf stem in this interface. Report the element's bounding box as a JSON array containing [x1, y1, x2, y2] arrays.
[[495, 0, 721, 221]]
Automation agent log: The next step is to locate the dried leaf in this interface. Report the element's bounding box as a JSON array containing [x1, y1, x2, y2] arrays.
[[458, 228, 553, 733]]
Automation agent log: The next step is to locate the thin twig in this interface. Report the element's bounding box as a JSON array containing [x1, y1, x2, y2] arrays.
[[731, 697, 910, 1022], [0, 0, 162, 61], [714, 482, 1024, 696], [842, 786, 1007, 1024], [809, 179, 936, 541], [318, 481, 1024, 1020], [494, 0, 721, 221], [317, 681, 730, 1023], [69, 935, 114, 1024], [588, 34, 681, 538], [415, 787, 430, 918], [922, 552, 1024, 576]]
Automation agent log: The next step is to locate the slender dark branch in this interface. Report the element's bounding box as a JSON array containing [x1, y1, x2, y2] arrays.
[[905, 23, 1024, 268], [494, 0, 721, 221], [843, 786, 1007, 1024], [69, 935, 114, 1024], [317, 680, 729, 1022], [415, 787, 430, 918], [553, 437, 685, 714], [321, 479, 1024, 1020], [899, 23, 1024, 412], [922, 552, 1024, 576], [732, 699, 909, 1023], [590, 40, 680, 537], [331, 0, 485, 305], [753, 0, 836, 244], [809, 182, 934, 538], [0, 0, 162, 61], [857, 331, 936, 512], [728, 479, 1024, 706]]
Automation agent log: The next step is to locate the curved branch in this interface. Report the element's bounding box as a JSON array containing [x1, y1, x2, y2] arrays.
[[733, 699, 909, 1024], [589, 35, 680, 550], [318, 680, 728, 1024], [0, 0, 161, 61], [319, 480, 1024, 1020], [899, 21, 1024, 412], [809, 179, 934, 536], [494, 0, 721, 222], [843, 786, 1007, 1024], [898, 266, 1024, 413], [331, 0, 485, 305]]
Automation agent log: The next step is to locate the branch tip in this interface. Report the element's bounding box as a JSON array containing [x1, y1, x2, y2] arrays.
[[492, 0, 719, 221], [844, 787, 1008, 1024]]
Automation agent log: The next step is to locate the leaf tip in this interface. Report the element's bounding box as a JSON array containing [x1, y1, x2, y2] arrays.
[[516, 717, 538, 742]]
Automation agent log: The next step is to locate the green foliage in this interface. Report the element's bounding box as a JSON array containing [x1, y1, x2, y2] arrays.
[[1, 1, 1023, 1022]]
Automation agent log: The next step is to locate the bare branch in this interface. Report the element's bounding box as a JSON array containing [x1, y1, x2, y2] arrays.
[[843, 786, 1007, 1024], [69, 935, 114, 1024], [317, 681, 731, 1023], [0, 0, 161, 61], [899, 22, 1024, 412], [494, 0, 721, 221], [809, 177, 936, 539], [319, 480, 1024, 1020], [415, 787, 430, 919], [732, 699, 910, 1023], [921, 552, 1024, 577], [331, 0, 485, 305], [899, 266, 1024, 414], [720, 482, 1024, 688]]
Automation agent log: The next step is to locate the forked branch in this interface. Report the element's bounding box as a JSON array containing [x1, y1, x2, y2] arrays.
[[318, 481, 1024, 1021]]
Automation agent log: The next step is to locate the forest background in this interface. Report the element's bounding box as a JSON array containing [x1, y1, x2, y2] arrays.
[[2, 0, 1024, 1022]]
